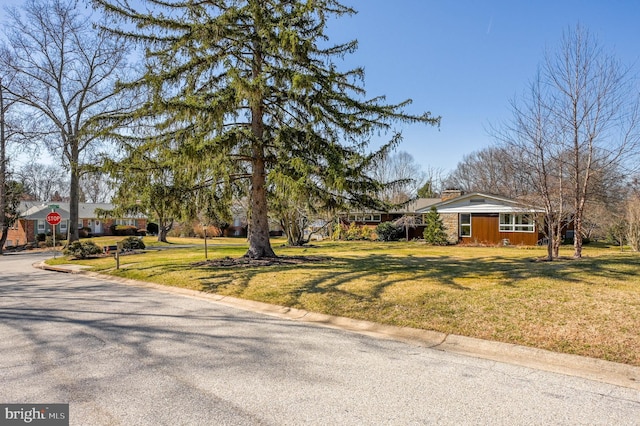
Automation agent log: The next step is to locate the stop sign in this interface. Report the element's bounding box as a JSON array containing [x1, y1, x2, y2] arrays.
[[46, 212, 62, 226]]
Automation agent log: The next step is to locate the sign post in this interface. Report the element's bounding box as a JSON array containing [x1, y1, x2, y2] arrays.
[[46, 211, 62, 258]]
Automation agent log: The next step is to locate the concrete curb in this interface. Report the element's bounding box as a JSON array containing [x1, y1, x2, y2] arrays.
[[35, 262, 640, 391]]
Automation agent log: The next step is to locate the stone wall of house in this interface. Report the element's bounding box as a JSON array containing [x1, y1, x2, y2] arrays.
[[441, 213, 459, 244]]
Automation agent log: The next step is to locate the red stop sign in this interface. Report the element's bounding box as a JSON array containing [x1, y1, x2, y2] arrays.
[[46, 212, 62, 226]]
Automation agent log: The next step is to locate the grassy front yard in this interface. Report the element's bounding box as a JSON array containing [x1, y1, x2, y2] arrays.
[[48, 238, 640, 366]]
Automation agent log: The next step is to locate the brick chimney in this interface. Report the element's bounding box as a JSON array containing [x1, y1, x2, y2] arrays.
[[441, 189, 464, 201]]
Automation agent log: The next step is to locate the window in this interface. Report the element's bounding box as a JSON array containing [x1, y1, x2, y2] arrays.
[[37, 220, 45, 232], [500, 213, 535, 232], [348, 214, 381, 223], [116, 219, 136, 226], [460, 214, 471, 237], [60, 221, 67, 231]]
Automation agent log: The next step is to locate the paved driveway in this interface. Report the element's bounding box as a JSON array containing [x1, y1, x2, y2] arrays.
[[1, 252, 639, 425]]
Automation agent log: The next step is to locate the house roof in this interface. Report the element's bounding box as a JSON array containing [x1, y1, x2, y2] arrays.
[[19, 202, 139, 220], [417, 192, 544, 214], [390, 197, 441, 213]]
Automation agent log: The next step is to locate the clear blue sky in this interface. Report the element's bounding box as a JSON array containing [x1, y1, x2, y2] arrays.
[[327, 0, 640, 173], [3, 1, 640, 174]]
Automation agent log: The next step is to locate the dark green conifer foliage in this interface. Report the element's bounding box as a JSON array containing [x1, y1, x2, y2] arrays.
[[423, 206, 448, 245], [96, 0, 439, 258]]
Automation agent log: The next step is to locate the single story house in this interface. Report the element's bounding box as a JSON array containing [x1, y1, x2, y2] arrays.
[[342, 190, 546, 245], [3, 202, 147, 248]]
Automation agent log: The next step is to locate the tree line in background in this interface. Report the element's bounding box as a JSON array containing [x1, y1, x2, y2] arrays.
[[2, 2, 640, 260]]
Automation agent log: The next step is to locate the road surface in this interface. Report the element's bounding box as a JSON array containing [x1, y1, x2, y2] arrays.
[[1, 252, 639, 425]]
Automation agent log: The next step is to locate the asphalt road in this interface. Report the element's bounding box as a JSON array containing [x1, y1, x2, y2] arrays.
[[1, 252, 639, 425]]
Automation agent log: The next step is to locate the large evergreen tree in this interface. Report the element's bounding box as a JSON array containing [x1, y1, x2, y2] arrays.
[[96, 0, 439, 258]]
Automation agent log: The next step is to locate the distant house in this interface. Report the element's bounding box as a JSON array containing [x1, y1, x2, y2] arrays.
[[342, 190, 546, 245], [3, 202, 147, 248]]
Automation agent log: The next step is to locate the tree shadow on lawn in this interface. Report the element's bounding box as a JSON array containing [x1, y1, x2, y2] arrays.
[[198, 252, 640, 308]]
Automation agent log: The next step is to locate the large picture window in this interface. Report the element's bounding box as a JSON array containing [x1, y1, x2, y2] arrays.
[[460, 214, 471, 237], [500, 213, 535, 232]]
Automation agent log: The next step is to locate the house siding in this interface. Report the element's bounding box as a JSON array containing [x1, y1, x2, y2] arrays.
[[459, 213, 540, 245]]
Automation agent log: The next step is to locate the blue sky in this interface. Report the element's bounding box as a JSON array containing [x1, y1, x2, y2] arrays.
[[327, 1, 640, 173], [3, 1, 640, 174]]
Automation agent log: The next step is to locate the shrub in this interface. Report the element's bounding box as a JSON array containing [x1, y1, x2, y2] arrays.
[[376, 222, 403, 242], [64, 240, 103, 259], [121, 236, 145, 250], [332, 223, 345, 240], [345, 222, 374, 240], [36, 233, 46, 242], [332, 223, 375, 241], [423, 206, 448, 245], [78, 228, 93, 238], [44, 235, 65, 247], [110, 224, 137, 236], [147, 222, 159, 235]]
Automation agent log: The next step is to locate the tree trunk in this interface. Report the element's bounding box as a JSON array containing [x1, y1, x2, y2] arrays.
[[157, 217, 172, 243], [68, 143, 81, 243], [573, 209, 583, 258], [245, 149, 276, 258], [553, 220, 562, 259], [0, 225, 7, 253], [545, 215, 553, 261], [158, 226, 168, 243], [245, 42, 276, 259], [283, 214, 303, 247], [0, 81, 6, 255]]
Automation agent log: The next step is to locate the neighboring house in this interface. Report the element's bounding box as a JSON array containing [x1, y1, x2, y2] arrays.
[[3, 202, 147, 248], [342, 190, 546, 245]]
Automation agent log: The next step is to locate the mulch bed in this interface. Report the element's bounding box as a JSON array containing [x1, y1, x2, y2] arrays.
[[193, 255, 327, 268]]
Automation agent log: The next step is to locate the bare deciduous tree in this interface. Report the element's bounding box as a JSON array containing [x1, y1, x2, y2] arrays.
[[17, 163, 69, 201], [1, 0, 131, 241], [0, 64, 26, 252], [369, 151, 429, 204], [0, 76, 14, 252], [544, 26, 640, 258], [444, 145, 533, 199], [496, 26, 639, 259], [80, 171, 113, 203], [498, 74, 569, 260]]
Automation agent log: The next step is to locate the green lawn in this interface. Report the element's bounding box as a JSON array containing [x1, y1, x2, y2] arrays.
[[48, 238, 640, 366]]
